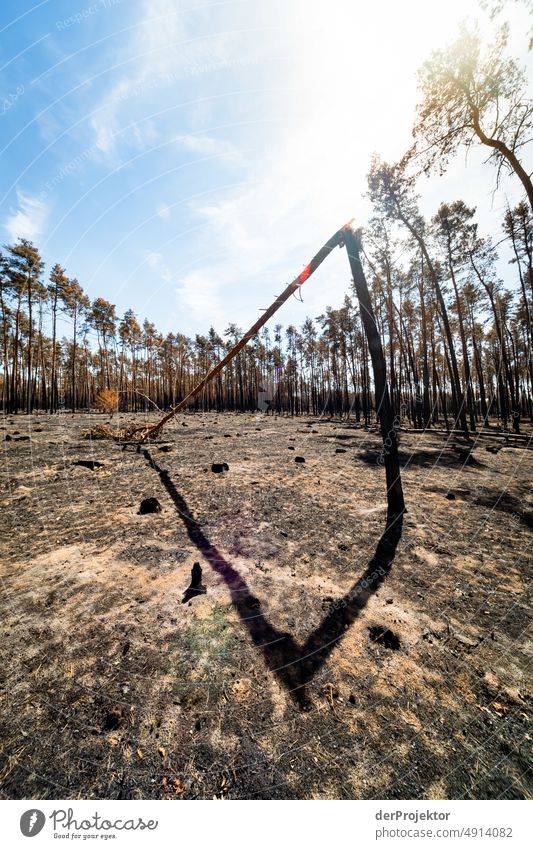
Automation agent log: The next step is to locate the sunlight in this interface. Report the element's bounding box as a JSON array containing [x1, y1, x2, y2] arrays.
[[239, 0, 490, 241]]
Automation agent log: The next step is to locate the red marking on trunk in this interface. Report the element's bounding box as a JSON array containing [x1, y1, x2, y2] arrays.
[[298, 263, 312, 285]]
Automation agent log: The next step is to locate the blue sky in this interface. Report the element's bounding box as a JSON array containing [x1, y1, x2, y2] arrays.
[[1, 0, 531, 339]]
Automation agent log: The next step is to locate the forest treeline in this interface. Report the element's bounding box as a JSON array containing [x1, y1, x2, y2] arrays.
[[1, 16, 532, 434], [1, 191, 531, 432]]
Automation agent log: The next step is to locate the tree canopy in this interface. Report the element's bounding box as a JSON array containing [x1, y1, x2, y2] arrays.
[[412, 23, 533, 209]]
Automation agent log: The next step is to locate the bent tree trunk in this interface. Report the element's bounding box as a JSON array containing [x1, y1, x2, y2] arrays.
[[136, 225, 348, 441], [470, 105, 533, 215], [136, 222, 405, 527], [344, 227, 405, 522]]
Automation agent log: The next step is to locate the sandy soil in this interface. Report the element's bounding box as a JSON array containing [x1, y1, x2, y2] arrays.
[[0, 411, 531, 799]]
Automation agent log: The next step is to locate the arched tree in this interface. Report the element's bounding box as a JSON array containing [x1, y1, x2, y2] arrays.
[[412, 24, 533, 210]]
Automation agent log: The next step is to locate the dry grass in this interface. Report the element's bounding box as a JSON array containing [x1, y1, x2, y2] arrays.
[[83, 423, 116, 440]]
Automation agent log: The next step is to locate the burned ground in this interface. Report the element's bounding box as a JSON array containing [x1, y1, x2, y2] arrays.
[[0, 412, 531, 799]]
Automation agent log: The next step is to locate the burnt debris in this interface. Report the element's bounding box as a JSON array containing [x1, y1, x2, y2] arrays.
[[139, 497, 162, 514], [211, 462, 229, 473], [182, 562, 207, 603]]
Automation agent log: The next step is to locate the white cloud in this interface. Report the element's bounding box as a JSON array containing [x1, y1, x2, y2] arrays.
[[176, 269, 221, 318], [145, 250, 162, 267], [142, 247, 176, 289], [4, 190, 49, 242], [177, 134, 243, 166], [156, 202, 170, 220]]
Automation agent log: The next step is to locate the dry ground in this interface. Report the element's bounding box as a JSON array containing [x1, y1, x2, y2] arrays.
[[0, 411, 532, 799]]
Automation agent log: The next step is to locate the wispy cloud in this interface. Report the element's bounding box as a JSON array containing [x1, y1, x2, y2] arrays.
[[4, 190, 49, 242], [156, 202, 170, 220], [177, 133, 243, 165], [89, 0, 245, 157], [176, 268, 222, 319], [145, 250, 162, 267]]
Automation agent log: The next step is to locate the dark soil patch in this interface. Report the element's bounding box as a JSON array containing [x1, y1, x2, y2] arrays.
[[369, 625, 401, 650]]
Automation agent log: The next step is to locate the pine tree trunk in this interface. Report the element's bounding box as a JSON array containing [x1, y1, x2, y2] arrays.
[[344, 228, 405, 521]]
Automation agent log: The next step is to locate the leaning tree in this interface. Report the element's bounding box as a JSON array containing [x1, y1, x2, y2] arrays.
[[412, 24, 533, 211]]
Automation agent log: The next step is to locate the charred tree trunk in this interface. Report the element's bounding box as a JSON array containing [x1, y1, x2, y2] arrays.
[[344, 227, 405, 522]]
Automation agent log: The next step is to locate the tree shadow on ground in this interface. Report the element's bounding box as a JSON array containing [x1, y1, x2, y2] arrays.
[[144, 450, 403, 709], [473, 490, 533, 529], [358, 448, 485, 470]]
